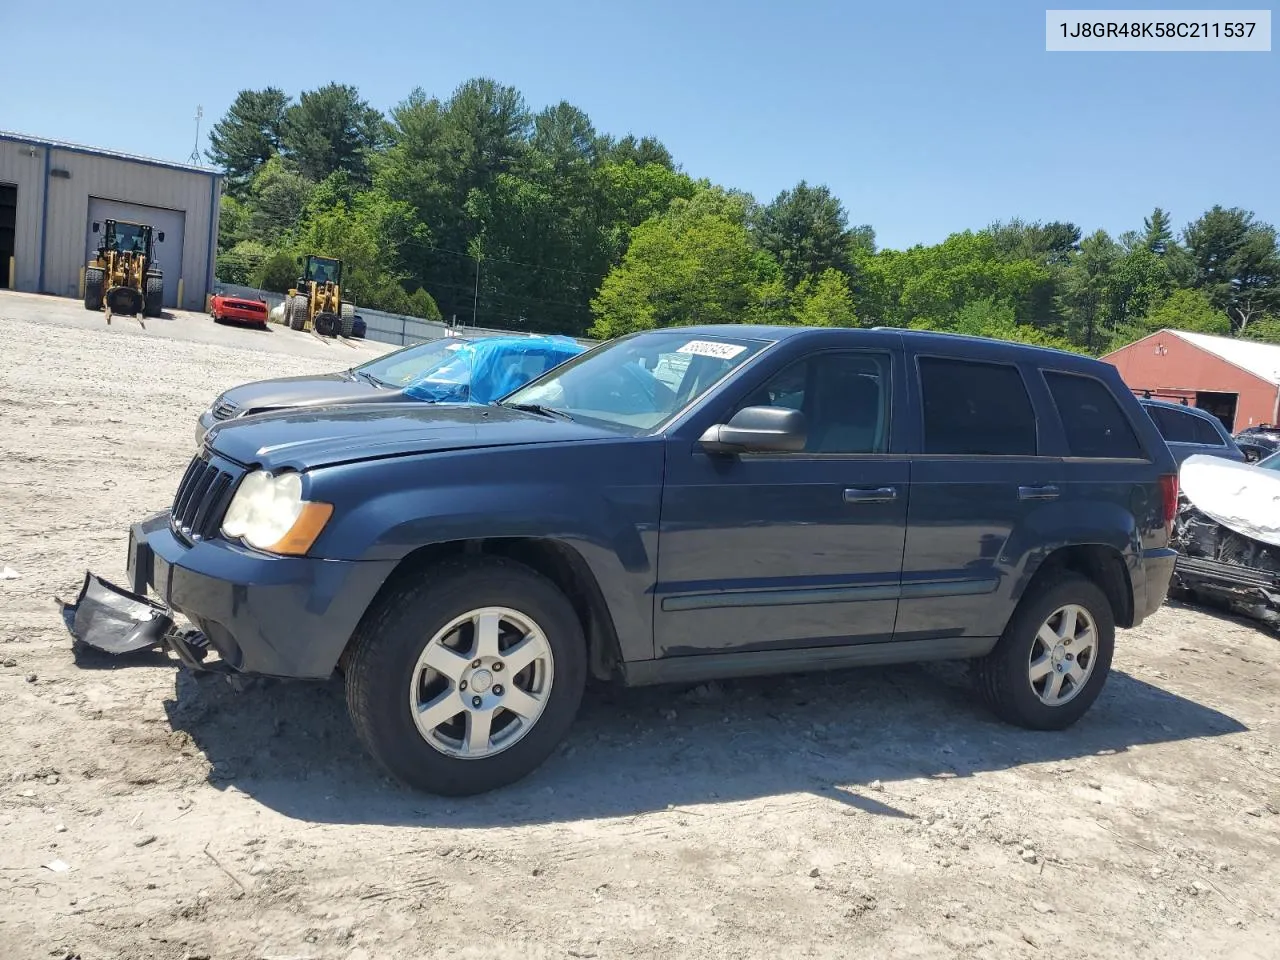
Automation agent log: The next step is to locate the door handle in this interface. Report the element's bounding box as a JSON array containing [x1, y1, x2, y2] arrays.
[[1018, 484, 1060, 501], [844, 486, 898, 504]]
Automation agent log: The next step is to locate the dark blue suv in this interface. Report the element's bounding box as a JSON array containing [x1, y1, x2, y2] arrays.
[[122, 325, 1180, 795]]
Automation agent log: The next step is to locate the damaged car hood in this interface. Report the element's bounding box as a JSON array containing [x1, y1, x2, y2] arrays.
[[1180, 454, 1280, 548]]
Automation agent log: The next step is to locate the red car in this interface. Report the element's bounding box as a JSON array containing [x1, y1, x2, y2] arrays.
[[210, 293, 269, 330]]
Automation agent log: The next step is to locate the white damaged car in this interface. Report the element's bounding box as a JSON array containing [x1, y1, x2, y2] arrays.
[[1171, 452, 1280, 627]]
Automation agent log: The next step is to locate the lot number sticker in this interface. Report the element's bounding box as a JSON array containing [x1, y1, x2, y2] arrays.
[[677, 340, 747, 360]]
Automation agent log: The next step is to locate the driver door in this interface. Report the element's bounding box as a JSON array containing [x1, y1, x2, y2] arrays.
[[654, 338, 910, 657]]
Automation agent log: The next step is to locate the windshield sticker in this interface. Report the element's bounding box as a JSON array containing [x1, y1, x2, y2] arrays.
[[676, 340, 747, 360]]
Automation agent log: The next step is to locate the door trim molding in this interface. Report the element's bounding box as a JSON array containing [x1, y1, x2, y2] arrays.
[[622, 635, 997, 686], [660, 576, 997, 612]]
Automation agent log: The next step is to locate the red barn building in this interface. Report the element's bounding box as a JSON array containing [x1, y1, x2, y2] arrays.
[[1102, 329, 1280, 432]]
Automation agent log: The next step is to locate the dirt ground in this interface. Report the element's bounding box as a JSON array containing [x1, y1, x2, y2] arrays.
[[1, 290, 1278, 960]]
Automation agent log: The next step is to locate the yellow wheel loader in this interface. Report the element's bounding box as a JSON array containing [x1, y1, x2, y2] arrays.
[[84, 219, 165, 321], [284, 255, 355, 337]]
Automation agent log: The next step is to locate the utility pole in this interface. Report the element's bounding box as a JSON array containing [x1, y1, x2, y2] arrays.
[[472, 255, 479, 327]]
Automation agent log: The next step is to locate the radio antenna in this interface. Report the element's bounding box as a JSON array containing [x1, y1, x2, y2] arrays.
[[189, 105, 203, 165]]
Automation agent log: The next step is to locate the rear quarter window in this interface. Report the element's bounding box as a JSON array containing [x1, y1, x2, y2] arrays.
[[1044, 372, 1143, 459]]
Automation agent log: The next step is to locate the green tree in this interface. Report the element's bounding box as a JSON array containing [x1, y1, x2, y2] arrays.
[[206, 88, 290, 195], [987, 219, 1081, 267], [793, 269, 857, 327], [246, 157, 313, 242], [590, 193, 784, 338], [598, 134, 673, 170], [216, 239, 269, 286], [1108, 245, 1172, 330], [216, 194, 251, 254], [1142, 288, 1231, 335], [917, 297, 1076, 350], [253, 250, 298, 293], [282, 83, 385, 184], [856, 231, 1052, 331], [1058, 230, 1119, 350], [753, 182, 853, 288], [1184, 206, 1280, 333], [1143, 207, 1174, 254]]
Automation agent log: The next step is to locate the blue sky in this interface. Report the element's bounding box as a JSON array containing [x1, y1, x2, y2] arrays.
[[2, 1, 1275, 249]]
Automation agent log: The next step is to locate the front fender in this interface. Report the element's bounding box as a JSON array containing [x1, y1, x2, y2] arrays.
[[304, 441, 665, 662]]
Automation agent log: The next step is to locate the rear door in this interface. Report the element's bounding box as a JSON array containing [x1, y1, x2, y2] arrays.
[[896, 353, 1063, 641]]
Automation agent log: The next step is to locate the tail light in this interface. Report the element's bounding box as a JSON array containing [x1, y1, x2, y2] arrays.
[[1158, 473, 1179, 535]]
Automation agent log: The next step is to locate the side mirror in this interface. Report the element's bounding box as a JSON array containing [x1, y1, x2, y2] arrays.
[[157, 231, 165, 242], [698, 406, 807, 455], [296, 256, 304, 266], [91, 222, 100, 234]]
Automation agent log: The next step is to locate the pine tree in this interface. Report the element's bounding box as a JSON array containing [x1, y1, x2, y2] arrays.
[[1143, 207, 1174, 255]]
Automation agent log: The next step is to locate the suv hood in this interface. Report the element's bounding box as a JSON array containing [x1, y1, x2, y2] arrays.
[[219, 372, 391, 415], [205, 402, 619, 471]]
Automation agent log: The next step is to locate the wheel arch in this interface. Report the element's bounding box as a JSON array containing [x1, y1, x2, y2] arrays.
[[1012, 543, 1135, 630], [338, 537, 624, 682]]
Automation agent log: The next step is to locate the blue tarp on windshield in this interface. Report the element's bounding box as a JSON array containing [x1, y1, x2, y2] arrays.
[[403, 334, 586, 405]]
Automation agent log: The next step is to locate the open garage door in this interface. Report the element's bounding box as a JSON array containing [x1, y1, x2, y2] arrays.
[[85, 198, 185, 308]]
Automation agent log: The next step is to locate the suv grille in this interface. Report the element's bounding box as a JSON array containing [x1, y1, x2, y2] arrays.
[[212, 397, 238, 421], [171, 455, 240, 542]]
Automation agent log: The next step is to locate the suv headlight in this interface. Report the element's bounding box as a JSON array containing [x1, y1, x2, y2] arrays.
[[220, 470, 332, 555]]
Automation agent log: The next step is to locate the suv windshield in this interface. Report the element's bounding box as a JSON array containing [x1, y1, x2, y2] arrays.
[[503, 330, 768, 430], [355, 337, 470, 387]]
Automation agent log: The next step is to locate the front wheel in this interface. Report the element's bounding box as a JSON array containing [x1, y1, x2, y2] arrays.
[[973, 573, 1115, 730], [344, 557, 586, 795]]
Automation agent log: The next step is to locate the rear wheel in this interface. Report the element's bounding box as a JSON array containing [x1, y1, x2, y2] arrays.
[[143, 275, 164, 317], [84, 268, 104, 310], [973, 574, 1115, 730], [344, 556, 587, 796], [288, 294, 309, 330]]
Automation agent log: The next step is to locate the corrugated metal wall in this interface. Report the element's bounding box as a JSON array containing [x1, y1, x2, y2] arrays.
[[0, 139, 48, 292], [0, 134, 220, 311]]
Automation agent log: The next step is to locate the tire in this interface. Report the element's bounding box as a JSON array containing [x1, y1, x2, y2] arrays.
[[344, 556, 587, 796], [339, 301, 355, 338], [314, 313, 340, 337], [288, 294, 309, 331], [973, 573, 1115, 730], [144, 275, 164, 317], [84, 268, 104, 310]]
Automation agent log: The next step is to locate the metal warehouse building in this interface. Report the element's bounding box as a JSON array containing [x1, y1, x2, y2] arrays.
[[0, 131, 220, 310], [1103, 328, 1280, 431]]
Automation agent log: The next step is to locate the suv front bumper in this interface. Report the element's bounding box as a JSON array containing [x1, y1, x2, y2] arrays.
[[127, 511, 397, 678]]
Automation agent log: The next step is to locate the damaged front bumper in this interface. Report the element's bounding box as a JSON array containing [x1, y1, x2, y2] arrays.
[[122, 510, 397, 678], [59, 570, 216, 670], [1172, 497, 1280, 628]]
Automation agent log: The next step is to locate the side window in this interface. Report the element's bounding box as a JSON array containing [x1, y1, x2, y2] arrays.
[[1149, 406, 1196, 443], [1190, 415, 1225, 446], [919, 357, 1037, 456], [735, 352, 890, 454], [1043, 372, 1143, 459]]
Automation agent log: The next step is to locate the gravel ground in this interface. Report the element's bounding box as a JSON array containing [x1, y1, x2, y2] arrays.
[[1, 290, 1278, 960]]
